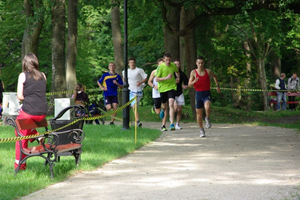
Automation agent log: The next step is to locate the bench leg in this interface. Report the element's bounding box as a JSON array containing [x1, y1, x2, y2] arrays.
[[49, 162, 54, 179], [74, 153, 81, 166], [43, 153, 56, 178], [14, 157, 29, 175]]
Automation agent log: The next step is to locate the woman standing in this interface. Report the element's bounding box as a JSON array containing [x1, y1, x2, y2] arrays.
[[15, 53, 47, 170]]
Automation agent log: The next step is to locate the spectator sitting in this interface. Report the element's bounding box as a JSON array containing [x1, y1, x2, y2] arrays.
[[73, 83, 89, 106]]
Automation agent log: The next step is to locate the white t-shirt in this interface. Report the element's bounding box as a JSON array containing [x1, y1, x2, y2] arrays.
[[122, 67, 148, 92]]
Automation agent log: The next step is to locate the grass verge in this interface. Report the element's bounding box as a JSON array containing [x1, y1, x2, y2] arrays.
[[0, 124, 161, 200]]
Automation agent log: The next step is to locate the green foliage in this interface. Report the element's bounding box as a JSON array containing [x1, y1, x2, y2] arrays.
[[0, 0, 25, 90], [77, 3, 114, 88], [2, 0, 300, 111], [127, 0, 164, 66]]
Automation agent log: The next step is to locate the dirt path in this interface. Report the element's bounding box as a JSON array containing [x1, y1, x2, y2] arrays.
[[21, 122, 300, 200]]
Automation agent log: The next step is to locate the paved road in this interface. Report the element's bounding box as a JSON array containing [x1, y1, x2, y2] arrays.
[[21, 122, 300, 200]]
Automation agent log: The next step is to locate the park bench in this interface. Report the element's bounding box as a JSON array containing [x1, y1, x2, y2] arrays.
[[268, 91, 300, 110], [7, 105, 85, 178]]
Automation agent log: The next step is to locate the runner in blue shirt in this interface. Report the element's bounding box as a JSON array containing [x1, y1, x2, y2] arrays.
[[98, 62, 123, 125]]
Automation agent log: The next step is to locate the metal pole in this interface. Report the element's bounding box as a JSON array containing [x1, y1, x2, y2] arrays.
[[122, 0, 130, 130]]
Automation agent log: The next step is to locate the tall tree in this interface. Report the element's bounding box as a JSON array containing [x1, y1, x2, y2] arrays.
[[182, 6, 197, 119], [22, 0, 44, 57], [162, 0, 180, 58], [51, 0, 66, 105], [233, 9, 282, 110], [111, 0, 123, 75], [110, 0, 124, 104], [66, 0, 78, 93]]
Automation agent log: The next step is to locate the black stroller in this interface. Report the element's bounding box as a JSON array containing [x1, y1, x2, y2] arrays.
[[85, 103, 106, 125]]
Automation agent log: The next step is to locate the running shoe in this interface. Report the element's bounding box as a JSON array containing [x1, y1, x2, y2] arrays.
[[200, 128, 205, 138], [137, 121, 142, 127], [151, 105, 155, 114], [175, 123, 182, 130], [205, 117, 211, 129], [161, 125, 167, 131], [110, 122, 115, 125], [159, 109, 165, 119], [170, 123, 175, 131]]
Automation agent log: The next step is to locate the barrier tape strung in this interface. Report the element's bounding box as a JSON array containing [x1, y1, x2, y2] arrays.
[[210, 87, 299, 92], [45, 88, 102, 96], [96, 107, 123, 122], [46, 90, 74, 96], [4, 85, 298, 143], [0, 97, 136, 144], [45, 86, 299, 97]]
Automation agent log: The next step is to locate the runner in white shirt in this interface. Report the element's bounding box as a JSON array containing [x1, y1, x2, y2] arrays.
[[122, 57, 147, 127], [148, 58, 168, 131]]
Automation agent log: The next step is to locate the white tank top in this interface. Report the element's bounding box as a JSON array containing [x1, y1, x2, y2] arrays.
[[152, 78, 160, 98]]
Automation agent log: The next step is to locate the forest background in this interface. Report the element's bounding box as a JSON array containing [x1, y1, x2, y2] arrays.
[[1, 0, 300, 119]]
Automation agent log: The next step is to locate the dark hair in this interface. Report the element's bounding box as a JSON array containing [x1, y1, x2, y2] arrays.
[[157, 58, 164, 63], [280, 73, 286, 78], [128, 57, 136, 62], [173, 58, 180, 62], [196, 55, 205, 61], [77, 83, 83, 89], [163, 52, 172, 58], [22, 53, 43, 81]]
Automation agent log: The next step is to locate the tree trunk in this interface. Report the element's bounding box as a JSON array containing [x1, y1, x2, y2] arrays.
[[179, 7, 185, 65], [50, 0, 66, 114], [230, 76, 241, 108], [111, 0, 123, 104], [182, 6, 197, 120], [22, 0, 44, 58], [111, 0, 123, 75], [256, 58, 268, 110], [163, 1, 180, 58], [242, 41, 252, 110], [66, 0, 78, 95], [269, 50, 281, 79]]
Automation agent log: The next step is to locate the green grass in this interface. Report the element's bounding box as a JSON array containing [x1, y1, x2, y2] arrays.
[[0, 124, 161, 200], [1, 105, 300, 200]]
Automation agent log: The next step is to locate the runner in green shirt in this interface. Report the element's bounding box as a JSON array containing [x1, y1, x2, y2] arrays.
[[155, 52, 180, 130]]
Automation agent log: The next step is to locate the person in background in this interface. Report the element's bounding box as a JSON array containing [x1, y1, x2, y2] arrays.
[[275, 73, 287, 111], [74, 83, 89, 106], [0, 79, 4, 104], [287, 73, 299, 111], [0, 80, 3, 118], [188, 56, 221, 138], [155, 52, 179, 131], [122, 57, 147, 127], [148, 58, 168, 131], [98, 62, 123, 125], [173, 59, 189, 130], [15, 53, 47, 170]]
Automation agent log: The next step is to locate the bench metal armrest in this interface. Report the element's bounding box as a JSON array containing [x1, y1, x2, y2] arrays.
[[52, 105, 85, 120]]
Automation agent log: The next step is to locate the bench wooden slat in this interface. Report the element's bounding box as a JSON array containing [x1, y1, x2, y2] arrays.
[[15, 118, 48, 131], [24, 143, 82, 154], [268, 92, 277, 96], [287, 101, 299, 104], [268, 91, 300, 97], [270, 101, 299, 104]]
